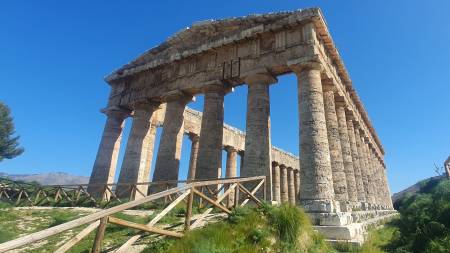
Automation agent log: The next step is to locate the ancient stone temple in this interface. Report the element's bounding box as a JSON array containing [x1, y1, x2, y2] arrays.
[[88, 8, 396, 243]]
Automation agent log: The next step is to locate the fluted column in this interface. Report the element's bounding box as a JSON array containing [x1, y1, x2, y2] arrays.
[[88, 107, 131, 197], [374, 157, 384, 208], [361, 139, 373, 205], [272, 162, 281, 203], [225, 146, 237, 207], [153, 93, 192, 190], [288, 167, 296, 205], [368, 145, 380, 207], [225, 146, 238, 179], [241, 71, 276, 199], [187, 134, 200, 180], [381, 166, 394, 209], [322, 82, 348, 207], [117, 102, 160, 199], [357, 132, 373, 208], [289, 60, 336, 213], [346, 115, 366, 204], [280, 165, 288, 203], [379, 161, 389, 208], [335, 101, 358, 205], [195, 85, 226, 180], [354, 124, 369, 205], [294, 169, 300, 201]]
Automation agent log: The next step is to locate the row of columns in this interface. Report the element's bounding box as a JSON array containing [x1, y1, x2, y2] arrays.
[[272, 162, 300, 205], [289, 55, 392, 211]]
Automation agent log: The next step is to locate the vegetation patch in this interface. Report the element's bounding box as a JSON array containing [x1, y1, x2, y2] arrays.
[[145, 203, 333, 253]]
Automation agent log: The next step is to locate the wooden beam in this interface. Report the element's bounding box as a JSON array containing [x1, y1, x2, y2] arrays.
[[184, 188, 194, 231], [108, 217, 183, 238], [92, 217, 108, 253], [238, 183, 262, 206], [190, 184, 237, 229], [240, 179, 264, 206], [54, 220, 100, 253], [192, 189, 231, 214], [149, 189, 190, 226]]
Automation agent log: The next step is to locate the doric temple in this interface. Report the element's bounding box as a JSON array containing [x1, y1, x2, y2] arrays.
[[88, 8, 396, 242]]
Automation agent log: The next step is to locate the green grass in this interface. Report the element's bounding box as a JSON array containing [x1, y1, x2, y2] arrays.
[[147, 203, 334, 253]]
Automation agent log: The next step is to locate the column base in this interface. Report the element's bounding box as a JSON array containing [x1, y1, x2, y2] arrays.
[[308, 212, 353, 226], [300, 199, 340, 213], [311, 209, 399, 245]]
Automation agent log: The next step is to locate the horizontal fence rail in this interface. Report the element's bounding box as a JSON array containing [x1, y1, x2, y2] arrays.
[[0, 176, 266, 253], [0, 176, 260, 208]]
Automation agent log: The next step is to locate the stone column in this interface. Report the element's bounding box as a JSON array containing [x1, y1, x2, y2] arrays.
[[379, 161, 389, 208], [288, 167, 296, 205], [381, 166, 394, 209], [280, 165, 288, 203], [335, 101, 358, 205], [357, 131, 373, 208], [363, 139, 376, 205], [354, 124, 369, 206], [187, 134, 200, 180], [241, 71, 277, 199], [225, 146, 237, 206], [322, 82, 348, 208], [368, 145, 380, 207], [346, 114, 366, 204], [117, 102, 160, 199], [272, 162, 281, 203], [294, 169, 300, 201], [152, 93, 192, 190], [88, 107, 131, 197], [195, 84, 226, 180], [289, 60, 336, 213], [375, 157, 384, 208], [239, 151, 245, 173], [225, 146, 238, 179]]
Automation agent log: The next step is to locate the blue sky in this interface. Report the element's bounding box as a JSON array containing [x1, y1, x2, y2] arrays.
[[1, 1, 449, 194]]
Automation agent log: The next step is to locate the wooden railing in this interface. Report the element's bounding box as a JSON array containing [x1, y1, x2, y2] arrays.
[[0, 177, 232, 207], [0, 176, 266, 253]]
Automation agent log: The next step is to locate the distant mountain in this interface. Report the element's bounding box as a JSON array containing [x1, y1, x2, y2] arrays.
[[0, 172, 89, 185], [392, 174, 446, 204]]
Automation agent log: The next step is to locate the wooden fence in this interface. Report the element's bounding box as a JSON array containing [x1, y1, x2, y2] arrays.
[[0, 177, 220, 207], [0, 176, 266, 253]]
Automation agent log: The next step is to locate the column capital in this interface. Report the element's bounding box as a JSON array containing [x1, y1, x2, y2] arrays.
[[101, 106, 132, 119], [345, 108, 356, 120], [131, 100, 161, 111], [201, 80, 233, 94], [272, 161, 279, 167], [287, 56, 323, 74], [188, 133, 199, 142], [242, 68, 277, 85], [322, 78, 336, 92], [224, 145, 237, 153], [161, 90, 194, 103]]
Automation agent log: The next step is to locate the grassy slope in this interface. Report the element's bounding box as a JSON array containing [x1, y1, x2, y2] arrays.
[[142, 204, 334, 253]]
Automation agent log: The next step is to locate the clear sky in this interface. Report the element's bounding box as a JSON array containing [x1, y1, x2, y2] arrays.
[[1, 0, 449, 194]]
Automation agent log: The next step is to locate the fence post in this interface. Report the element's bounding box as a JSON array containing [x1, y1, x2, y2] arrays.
[[92, 216, 108, 253], [184, 187, 194, 231]]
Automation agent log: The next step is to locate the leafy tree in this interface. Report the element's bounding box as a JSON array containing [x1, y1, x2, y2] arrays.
[[388, 178, 450, 253], [0, 102, 24, 161]]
